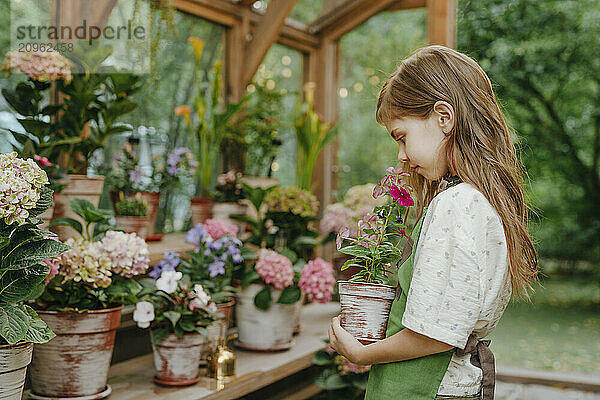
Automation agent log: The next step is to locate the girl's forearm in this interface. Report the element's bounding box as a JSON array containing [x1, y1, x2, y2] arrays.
[[357, 328, 454, 365]]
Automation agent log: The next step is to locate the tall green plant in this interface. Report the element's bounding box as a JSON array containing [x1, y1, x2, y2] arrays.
[[175, 37, 247, 198], [295, 82, 338, 191]]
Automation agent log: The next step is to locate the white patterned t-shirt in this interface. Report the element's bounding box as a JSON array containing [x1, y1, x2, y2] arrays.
[[401, 182, 512, 397]]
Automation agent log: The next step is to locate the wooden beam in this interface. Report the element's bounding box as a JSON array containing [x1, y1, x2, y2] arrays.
[[386, 0, 426, 11], [310, 0, 398, 40], [426, 0, 456, 47], [173, 0, 318, 52], [242, 0, 300, 85]]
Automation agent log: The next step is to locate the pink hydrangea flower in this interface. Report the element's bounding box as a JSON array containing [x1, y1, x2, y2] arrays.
[[204, 218, 239, 240], [1, 50, 72, 82], [299, 258, 336, 304], [99, 231, 150, 278], [255, 249, 294, 290]]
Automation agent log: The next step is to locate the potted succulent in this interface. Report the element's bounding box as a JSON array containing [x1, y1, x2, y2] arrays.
[[336, 167, 414, 344], [114, 196, 149, 239], [132, 269, 218, 386], [33, 200, 150, 399], [211, 170, 247, 228], [174, 37, 246, 224], [0, 152, 70, 400]]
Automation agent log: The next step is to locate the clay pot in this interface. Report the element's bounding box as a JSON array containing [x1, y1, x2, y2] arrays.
[[138, 191, 160, 235], [114, 216, 148, 239], [151, 332, 206, 386], [30, 306, 122, 398], [338, 281, 396, 344], [190, 197, 213, 225], [0, 342, 33, 400], [51, 175, 105, 240], [235, 284, 296, 351]]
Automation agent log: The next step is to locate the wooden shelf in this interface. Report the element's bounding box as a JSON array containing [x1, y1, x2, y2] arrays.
[[147, 233, 197, 266], [107, 302, 339, 400]]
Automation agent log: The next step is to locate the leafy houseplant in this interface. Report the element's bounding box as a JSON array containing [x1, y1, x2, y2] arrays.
[[335, 167, 415, 344], [295, 82, 338, 191], [116, 198, 148, 217], [132, 268, 218, 385], [0, 152, 70, 399], [31, 199, 150, 398], [175, 37, 247, 199]]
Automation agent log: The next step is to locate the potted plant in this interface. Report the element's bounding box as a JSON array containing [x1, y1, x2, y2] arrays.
[[132, 269, 218, 386], [0, 152, 70, 399], [295, 82, 338, 191], [211, 170, 248, 228], [114, 196, 149, 239], [312, 342, 371, 400], [174, 37, 246, 224], [336, 167, 414, 344], [33, 200, 150, 398]]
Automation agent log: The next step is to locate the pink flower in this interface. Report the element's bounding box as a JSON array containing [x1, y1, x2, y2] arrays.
[[34, 154, 52, 167], [385, 166, 403, 174], [255, 249, 294, 290], [299, 258, 336, 304], [387, 185, 414, 207], [204, 218, 239, 240], [372, 185, 385, 199], [336, 227, 350, 250], [43, 257, 60, 284]]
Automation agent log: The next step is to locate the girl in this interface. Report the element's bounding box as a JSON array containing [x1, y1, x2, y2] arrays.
[[328, 46, 538, 400]]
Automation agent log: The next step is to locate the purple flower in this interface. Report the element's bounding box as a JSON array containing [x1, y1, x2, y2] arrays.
[[129, 169, 143, 183], [203, 248, 211, 256], [208, 260, 226, 277], [167, 165, 178, 176], [208, 240, 223, 251], [185, 224, 209, 246], [149, 260, 175, 279], [232, 253, 243, 264], [163, 251, 181, 268]]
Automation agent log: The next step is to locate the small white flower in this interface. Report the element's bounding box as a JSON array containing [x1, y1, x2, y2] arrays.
[[207, 302, 217, 313], [133, 301, 154, 328], [156, 270, 182, 294], [193, 284, 210, 306]]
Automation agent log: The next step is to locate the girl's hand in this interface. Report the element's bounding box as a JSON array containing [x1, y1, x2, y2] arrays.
[[328, 315, 366, 365]]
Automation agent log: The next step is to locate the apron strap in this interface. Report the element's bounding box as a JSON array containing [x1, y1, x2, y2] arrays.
[[455, 335, 495, 400]]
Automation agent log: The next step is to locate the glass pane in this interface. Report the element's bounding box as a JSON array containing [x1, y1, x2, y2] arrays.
[[337, 9, 427, 198]]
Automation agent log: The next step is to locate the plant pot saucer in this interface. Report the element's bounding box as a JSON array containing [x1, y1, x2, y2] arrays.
[[145, 233, 164, 242], [26, 385, 112, 400], [153, 375, 202, 386], [233, 338, 295, 352]]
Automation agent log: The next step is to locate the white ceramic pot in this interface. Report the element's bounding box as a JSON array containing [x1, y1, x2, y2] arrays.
[[235, 283, 296, 351]]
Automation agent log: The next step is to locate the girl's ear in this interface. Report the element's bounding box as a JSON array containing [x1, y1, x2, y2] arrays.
[[433, 101, 455, 134]]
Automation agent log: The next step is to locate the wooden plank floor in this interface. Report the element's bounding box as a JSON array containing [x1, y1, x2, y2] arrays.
[[107, 302, 340, 400]]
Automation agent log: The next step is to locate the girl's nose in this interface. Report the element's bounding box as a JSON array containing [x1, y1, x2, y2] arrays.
[[397, 146, 408, 163]]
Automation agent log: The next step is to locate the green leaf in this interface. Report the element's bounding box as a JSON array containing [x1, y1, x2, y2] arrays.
[[22, 305, 55, 344], [253, 286, 272, 310], [163, 311, 181, 327], [241, 270, 260, 289], [277, 247, 298, 264], [312, 350, 334, 366], [323, 374, 350, 390], [0, 304, 28, 344], [276, 285, 301, 304], [2, 238, 70, 271], [69, 198, 96, 220], [48, 217, 83, 236], [339, 245, 370, 258], [151, 327, 170, 346], [179, 319, 195, 332], [28, 186, 54, 217]]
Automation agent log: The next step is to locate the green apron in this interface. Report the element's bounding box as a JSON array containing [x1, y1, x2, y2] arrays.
[[365, 207, 454, 400]]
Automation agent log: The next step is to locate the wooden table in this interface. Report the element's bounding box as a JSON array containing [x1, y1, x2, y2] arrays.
[[107, 302, 340, 400], [147, 233, 197, 266]]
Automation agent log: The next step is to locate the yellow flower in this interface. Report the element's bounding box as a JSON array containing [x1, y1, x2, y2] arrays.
[[174, 105, 191, 127], [187, 37, 205, 64]]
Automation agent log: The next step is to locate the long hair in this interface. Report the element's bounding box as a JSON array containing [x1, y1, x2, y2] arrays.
[[376, 45, 538, 297]]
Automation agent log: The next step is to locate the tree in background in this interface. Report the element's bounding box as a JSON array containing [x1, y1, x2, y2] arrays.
[[458, 0, 600, 264]]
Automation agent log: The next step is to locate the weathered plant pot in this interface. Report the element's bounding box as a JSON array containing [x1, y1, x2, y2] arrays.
[[0, 342, 33, 400], [30, 305, 122, 398], [212, 202, 248, 233], [235, 284, 296, 351], [151, 332, 206, 386], [114, 216, 148, 239], [292, 293, 306, 335], [138, 191, 160, 235], [190, 197, 213, 225], [338, 281, 396, 345], [51, 175, 105, 240]]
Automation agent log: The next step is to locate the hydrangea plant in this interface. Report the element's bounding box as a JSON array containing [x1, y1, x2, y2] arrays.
[[1, 50, 72, 83], [0, 152, 70, 345], [335, 167, 415, 284]]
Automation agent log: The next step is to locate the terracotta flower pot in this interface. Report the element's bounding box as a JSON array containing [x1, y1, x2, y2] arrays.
[[114, 216, 148, 239], [338, 281, 396, 345], [190, 197, 213, 225], [51, 175, 105, 240], [0, 342, 33, 400], [151, 332, 206, 386], [110, 191, 159, 236], [235, 284, 296, 351], [30, 306, 122, 398]]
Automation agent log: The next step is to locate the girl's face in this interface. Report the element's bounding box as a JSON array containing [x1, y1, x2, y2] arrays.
[[384, 114, 450, 181]]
